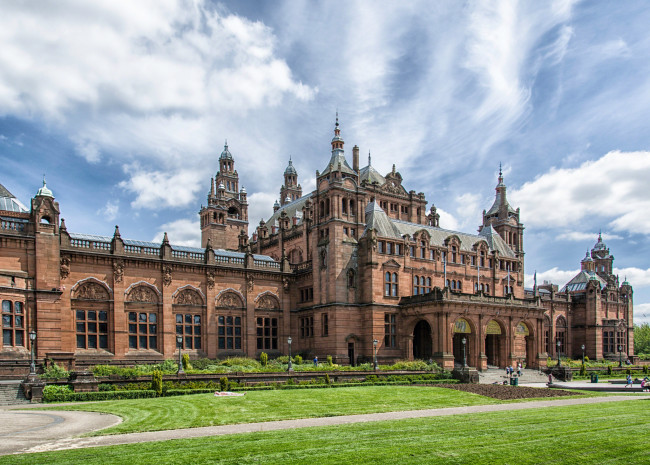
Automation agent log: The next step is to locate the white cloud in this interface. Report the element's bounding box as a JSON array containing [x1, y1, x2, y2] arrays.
[[436, 207, 460, 231], [248, 191, 277, 226], [524, 267, 579, 288], [613, 267, 650, 288], [97, 200, 119, 222], [118, 165, 203, 209], [152, 218, 200, 248], [634, 303, 650, 325], [511, 151, 650, 235], [557, 231, 622, 242]]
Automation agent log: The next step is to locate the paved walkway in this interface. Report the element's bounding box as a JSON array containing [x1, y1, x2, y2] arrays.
[[3, 395, 647, 456]]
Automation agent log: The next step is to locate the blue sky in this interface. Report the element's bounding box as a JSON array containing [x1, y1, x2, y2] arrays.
[[2, 1, 650, 324]]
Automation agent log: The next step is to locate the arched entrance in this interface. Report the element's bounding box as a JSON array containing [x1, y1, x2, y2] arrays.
[[515, 322, 535, 367], [453, 318, 472, 366], [485, 320, 504, 367], [413, 320, 432, 360]]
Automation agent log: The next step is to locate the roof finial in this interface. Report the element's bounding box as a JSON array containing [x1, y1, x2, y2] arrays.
[[224, 139, 228, 148], [368, 151, 371, 166], [335, 109, 339, 127]]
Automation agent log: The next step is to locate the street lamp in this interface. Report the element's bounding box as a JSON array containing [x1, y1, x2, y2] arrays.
[[618, 345, 622, 368], [29, 331, 37, 375], [462, 336, 467, 368], [556, 340, 561, 367], [176, 335, 184, 374], [581, 344, 585, 366], [287, 337, 293, 372], [373, 339, 379, 371]]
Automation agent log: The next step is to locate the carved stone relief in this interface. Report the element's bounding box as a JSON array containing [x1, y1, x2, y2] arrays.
[[74, 282, 109, 300], [113, 260, 124, 283], [175, 289, 202, 306], [126, 285, 159, 303], [206, 270, 215, 289], [217, 292, 244, 309], [247, 276, 254, 291], [163, 266, 172, 286], [256, 294, 279, 310], [60, 257, 70, 280]]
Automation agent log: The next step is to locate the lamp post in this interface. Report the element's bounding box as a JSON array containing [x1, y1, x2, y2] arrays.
[[373, 339, 379, 371], [462, 336, 467, 368], [29, 331, 37, 375], [581, 344, 585, 366], [287, 337, 293, 372], [176, 335, 184, 374], [618, 345, 622, 368], [556, 340, 561, 367]]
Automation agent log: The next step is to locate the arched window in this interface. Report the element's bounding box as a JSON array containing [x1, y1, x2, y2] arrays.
[[420, 241, 426, 259], [480, 251, 485, 267], [446, 279, 450, 288], [319, 201, 324, 217], [413, 275, 419, 295], [456, 280, 462, 291], [544, 316, 551, 354], [555, 316, 567, 356], [426, 277, 432, 291], [451, 280, 456, 290], [485, 284, 490, 294], [350, 199, 355, 216], [73, 281, 112, 350], [342, 198, 348, 214], [385, 272, 398, 297]]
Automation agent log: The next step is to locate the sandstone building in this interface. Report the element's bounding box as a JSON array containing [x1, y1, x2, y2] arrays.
[[0, 119, 634, 373]]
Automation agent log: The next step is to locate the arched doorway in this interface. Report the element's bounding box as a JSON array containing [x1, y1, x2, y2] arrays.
[[413, 320, 432, 360], [453, 318, 472, 366], [515, 322, 534, 367], [485, 319, 503, 367]]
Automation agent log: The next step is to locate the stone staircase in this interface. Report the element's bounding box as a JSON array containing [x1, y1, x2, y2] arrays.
[[0, 380, 29, 405], [478, 367, 549, 385]]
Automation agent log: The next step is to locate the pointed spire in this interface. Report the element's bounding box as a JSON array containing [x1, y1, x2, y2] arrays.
[[368, 151, 372, 166], [162, 232, 169, 245], [60, 218, 67, 232], [113, 225, 121, 239], [36, 174, 53, 197]]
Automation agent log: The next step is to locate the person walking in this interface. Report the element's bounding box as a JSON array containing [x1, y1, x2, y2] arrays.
[[313, 356, 318, 366], [625, 373, 633, 388]]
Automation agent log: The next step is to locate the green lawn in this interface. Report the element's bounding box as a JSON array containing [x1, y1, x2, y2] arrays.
[[4, 399, 647, 464], [43, 386, 504, 435]]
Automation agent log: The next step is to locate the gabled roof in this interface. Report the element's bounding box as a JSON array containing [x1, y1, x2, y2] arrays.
[[359, 163, 386, 185], [0, 183, 29, 213], [560, 270, 607, 293], [363, 202, 517, 258], [320, 152, 356, 176], [265, 193, 313, 227]]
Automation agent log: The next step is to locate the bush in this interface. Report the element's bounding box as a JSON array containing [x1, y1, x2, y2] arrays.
[[579, 364, 587, 377], [325, 373, 331, 385], [151, 370, 163, 396], [98, 383, 115, 391], [182, 353, 192, 371], [260, 352, 268, 367], [40, 362, 69, 380], [643, 365, 648, 374], [294, 355, 303, 365], [44, 387, 156, 403], [326, 355, 333, 366], [219, 376, 229, 392], [165, 389, 216, 397]]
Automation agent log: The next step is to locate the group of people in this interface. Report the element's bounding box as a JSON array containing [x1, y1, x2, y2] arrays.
[[505, 362, 523, 378], [627, 374, 650, 391]]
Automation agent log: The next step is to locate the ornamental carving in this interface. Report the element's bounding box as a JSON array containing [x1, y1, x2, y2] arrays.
[[113, 260, 124, 283], [206, 270, 215, 289], [60, 257, 70, 280], [74, 282, 109, 301], [163, 266, 172, 286], [283, 277, 289, 292], [175, 289, 203, 306], [126, 285, 159, 303], [217, 292, 244, 309], [256, 294, 279, 310], [247, 276, 254, 291]]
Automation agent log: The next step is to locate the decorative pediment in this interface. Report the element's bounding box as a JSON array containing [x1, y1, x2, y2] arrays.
[[216, 289, 245, 309], [472, 239, 489, 251], [72, 278, 111, 301], [444, 235, 462, 247], [255, 291, 280, 310], [173, 286, 205, 306], [125, 282, 160, 303], [381, 259, 401, 269]]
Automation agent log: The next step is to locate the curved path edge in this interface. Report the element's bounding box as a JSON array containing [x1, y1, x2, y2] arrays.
[[15, 395, 648, 456]]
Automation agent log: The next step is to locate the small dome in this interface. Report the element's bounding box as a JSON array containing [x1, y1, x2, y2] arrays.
[[581, 251, 593, 262], [285, 196, 291, 203], [218, 181, 225, 190], [592, 233, 607, 251], [219, 141, 233, 161], [273, 199, 280, 208], [36, 178, 53, 198], [284, 158, 297, 176], [240, 186, 246, 193]]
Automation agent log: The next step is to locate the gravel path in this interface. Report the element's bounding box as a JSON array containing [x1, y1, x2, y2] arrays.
[[6, 395, 647, 456]]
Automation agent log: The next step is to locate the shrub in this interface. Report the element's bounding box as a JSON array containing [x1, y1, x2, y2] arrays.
[[325, 373, 331, 385], [220, 357, 260, 369], [151, 370, 163, 396], [260, 352, 268, 367], [40, 362, 69, 380], [44, 388, 156, 403], [165, 389, 215, 397], [98, 383, 115, 392], [643, 365, 648, 374], [326, 355, 333, 366], [579, 364, 587, 377], [294, 355, 303, 365], [607, 366, 613, 375], [219, 376, 229, 392], [626, 368, 631, 375], [182, 353, 192, 371]]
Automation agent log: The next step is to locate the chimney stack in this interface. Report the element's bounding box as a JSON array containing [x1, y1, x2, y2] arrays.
[[353, 145, 359, 172]]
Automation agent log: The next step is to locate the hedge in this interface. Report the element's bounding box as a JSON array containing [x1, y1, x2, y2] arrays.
[[44, 388, 156, 403]]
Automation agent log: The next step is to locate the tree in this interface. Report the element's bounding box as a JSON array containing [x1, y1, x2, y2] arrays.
[[634, 323, 650, 354]]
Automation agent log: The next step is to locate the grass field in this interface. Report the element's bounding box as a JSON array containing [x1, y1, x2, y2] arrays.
[[44, 385, 505, 435], [4, 399, 647, 464]]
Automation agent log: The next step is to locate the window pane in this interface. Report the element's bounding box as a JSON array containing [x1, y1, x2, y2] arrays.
[[218, 316, 225, 325], [2, 315, 11, 327], [99, 334, 108, 348], [87, 322, 97, 333], [88, 335, 97, 349], [176, 325, 183, 334], [14, 315, 23, 328], [226, 316, 233, 325], [185, 314, 192, 324], [129, 335, 137, 348], [194, 326, 201, 335], [139, 324, 147, 334], [76, 322, 86, 333], [15, 302, 23, 314], [226, 326, 233, 336], [218, 337, 225, 349], [139, 313, 147, 322], [235, 327, 241, 336], [139, 335, 147, 348], [235, 316, 240, 325], [194, 315, 201, 324], [149, 314, 157, 323], [129, 312, 137, 322], [185, 338, 191, 349], [2, 301, 11, 312], [195, 337, 201, 349], [218, 326, 225, 335], [76, 334, 85, 348], [87, 311, 97, 321], [185, 326, 192, 335], [129, 324, 137, 333], [227, 338, 233, 349], [149, 324, 157, 334], [234, 338, 241, 349], [149, 336, 157, 349], [176, 314, 183, 323], [76, 310, 85, 321], [15, 331, 24, 346], [99, 311, 107, 321]]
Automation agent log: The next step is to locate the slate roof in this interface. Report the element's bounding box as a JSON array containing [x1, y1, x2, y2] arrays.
[[560, 270, 607, 293], [265, 193, 312, 227], [363, 201, 516, 258], [359, 163, 386, 185], [0, 183, 29, 213]]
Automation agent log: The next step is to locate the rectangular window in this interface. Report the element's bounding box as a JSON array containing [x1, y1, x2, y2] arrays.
[[2, 300, 25, 347], [128, 312, 157, 350], [256, 317, 278, 351], [409, 246, 415, 257], [217, 315, 240, 350], [300, 316, 314, 338], [384, 314, 396, 347], [386, 242, 392, 255], [429, 249, 435, 260], [76, 309, 108, 349], [378, 241, 385, 254], [176, 313, 202, 350], [322, 313, 329, 336]]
